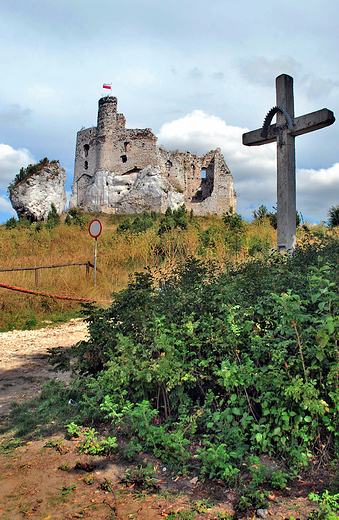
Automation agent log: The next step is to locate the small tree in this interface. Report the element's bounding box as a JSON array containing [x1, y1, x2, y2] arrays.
[[222, 207, 243, 230], [266, 206, 300, 229], [252, 205, 268, 221], [46, 203, 60, 228], [327, 204, 339, 228]]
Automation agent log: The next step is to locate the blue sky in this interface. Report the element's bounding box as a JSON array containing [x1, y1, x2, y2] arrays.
[[0, 0, 338, 223]]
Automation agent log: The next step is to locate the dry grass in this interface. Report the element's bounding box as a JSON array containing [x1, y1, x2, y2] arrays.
[[0, 212, 280, 331]]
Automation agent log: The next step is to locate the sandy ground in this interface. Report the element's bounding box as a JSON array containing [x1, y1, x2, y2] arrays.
[[0, 321, 322, 519], [0, 319, 88, 416]]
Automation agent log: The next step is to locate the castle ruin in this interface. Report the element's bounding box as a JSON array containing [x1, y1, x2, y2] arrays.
[[70, 96, 236, 216]]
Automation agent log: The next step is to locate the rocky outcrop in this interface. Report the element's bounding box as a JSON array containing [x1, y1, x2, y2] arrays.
[[9, 162, 67, 221], [117, 165, 185, 213], [74, 165, 185, 214]]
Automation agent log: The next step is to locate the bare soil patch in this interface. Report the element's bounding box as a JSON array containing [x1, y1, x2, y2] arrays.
[[0, 322, 327, 519], [0, 319, 88, 416]]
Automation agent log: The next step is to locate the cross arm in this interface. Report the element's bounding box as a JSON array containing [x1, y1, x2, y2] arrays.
[[242, 125, 277, 147], [291, 108, 335, 137], [242, 108, 335, 147]]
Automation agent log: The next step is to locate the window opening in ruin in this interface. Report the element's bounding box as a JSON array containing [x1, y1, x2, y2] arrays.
[[165, 160, 172, 171], [191, 164, 195, 169], [121, 155, 127, 163], [124, 142, 130, 152], [201, 168, 206, 179], [122, 167, 141, 175], [84, 161, 88, 170], [84, 144, 89, 157]]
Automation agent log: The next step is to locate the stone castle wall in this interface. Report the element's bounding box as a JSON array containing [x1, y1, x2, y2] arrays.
[[70, 96, 236, 216]]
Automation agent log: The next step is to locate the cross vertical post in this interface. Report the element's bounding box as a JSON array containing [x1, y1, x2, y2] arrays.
[[276, 74, 296, 251]]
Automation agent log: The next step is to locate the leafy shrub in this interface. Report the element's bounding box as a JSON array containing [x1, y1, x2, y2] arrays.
[[117, 211, 155, 234], [222, 207, 243, 230], [68, 207, 90, 227], [252, 205, 269, 221], [50, 235, 339, 477], [65, 423, 117, 455], [309, 490, 339, 519], [119, 464, 159, 490], [46, 203, 60, 228], [5, 217, 18, 229], [327, 204, 339, 229], [158, 205, 188, 235]]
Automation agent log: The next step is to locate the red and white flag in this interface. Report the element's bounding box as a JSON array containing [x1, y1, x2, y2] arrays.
[[103, 83, 112, 89]]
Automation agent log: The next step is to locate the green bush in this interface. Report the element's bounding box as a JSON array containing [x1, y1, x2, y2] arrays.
[[327, 205, 339, 229], [117, 211, 155, 234], [5, 217, 18, 229], [49, 235, 339, 477], [68, 207, 90, 227], [158, 205, 188, 235], [46, 203, 60, 229]]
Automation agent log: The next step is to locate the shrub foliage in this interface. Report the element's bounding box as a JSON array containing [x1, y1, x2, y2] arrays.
[[50, 233, 339, 476]]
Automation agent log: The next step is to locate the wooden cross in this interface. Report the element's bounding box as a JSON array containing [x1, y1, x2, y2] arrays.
[[242, 74, 335, 251]]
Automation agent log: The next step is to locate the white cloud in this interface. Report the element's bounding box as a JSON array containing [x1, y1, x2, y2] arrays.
[[157, 110, 339, 221], [0, 195, 16, 215], [0, 144, 35, 190], [297, 163, 339, 222]]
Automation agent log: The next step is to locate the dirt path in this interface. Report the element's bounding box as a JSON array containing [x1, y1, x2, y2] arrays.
[[0, 321, 322, 519], [0, 319, 88, 416]]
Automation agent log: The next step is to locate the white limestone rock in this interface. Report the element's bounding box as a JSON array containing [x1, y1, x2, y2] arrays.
[[9, 161, 67, 221], [117, 165, 185, 213], [75, 168, 138, 212]]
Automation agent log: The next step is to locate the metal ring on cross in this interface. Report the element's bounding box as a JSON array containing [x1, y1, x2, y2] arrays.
[[260, 106, 294, 139]]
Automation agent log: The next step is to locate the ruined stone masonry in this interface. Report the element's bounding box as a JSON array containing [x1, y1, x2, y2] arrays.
[[70, 96, 236, 216]]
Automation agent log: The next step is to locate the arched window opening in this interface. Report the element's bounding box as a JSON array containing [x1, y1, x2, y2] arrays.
[[84, 161, 88, 170], [165, 160, 172, 171], [84, 144, 89, 157]]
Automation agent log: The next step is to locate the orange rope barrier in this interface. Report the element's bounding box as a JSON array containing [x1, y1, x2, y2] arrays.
[[0, 281, 102, 302]]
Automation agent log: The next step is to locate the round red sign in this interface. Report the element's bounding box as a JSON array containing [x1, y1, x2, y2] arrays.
[[89, 219, 102, 238]]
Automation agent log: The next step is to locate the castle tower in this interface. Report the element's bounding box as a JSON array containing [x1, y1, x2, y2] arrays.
[[97, 96, 118, 137]]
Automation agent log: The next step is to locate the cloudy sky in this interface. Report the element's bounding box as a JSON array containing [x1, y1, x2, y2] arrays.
[[0, 0, 338, 224]]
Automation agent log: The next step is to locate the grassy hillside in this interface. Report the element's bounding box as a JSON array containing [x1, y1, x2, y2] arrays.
[[0, 208, 325, 332]]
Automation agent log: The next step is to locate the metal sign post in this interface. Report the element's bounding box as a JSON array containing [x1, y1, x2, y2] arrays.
[[88, 219, 102, 284]]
